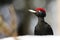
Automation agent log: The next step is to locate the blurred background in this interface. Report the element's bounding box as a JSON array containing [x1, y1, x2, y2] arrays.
[[12, 0, 57, 35]]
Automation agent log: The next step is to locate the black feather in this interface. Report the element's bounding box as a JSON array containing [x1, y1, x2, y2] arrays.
[[34, 18, 53, 35]]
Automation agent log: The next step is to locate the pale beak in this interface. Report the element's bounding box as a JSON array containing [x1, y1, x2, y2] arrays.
[[28, 9, 36, 13]]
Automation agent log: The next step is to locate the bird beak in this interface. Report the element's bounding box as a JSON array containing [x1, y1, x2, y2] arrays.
[[28, 9, 36, 13]]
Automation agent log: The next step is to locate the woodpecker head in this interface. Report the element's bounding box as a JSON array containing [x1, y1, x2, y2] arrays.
[[0, 0, 14, 6], [29, 8, 46, 17]]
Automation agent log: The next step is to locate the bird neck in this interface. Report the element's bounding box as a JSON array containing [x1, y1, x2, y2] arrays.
[[38, 17, 44, 23]]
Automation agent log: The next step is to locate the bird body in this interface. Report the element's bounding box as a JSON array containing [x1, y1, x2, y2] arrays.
[[34, 17, 53, 35], [29, 8, 53, 35]]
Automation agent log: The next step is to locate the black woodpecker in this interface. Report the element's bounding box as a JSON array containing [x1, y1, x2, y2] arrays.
[[29, 8, 54, 35]]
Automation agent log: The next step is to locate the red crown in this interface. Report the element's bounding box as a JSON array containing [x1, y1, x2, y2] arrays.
[[35, 8, 46, 13]]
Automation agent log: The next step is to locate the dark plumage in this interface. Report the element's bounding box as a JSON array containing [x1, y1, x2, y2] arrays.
[[34, 18, 53, 35], [29, 8, 53, 35], [34, 8, 53, 35]]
